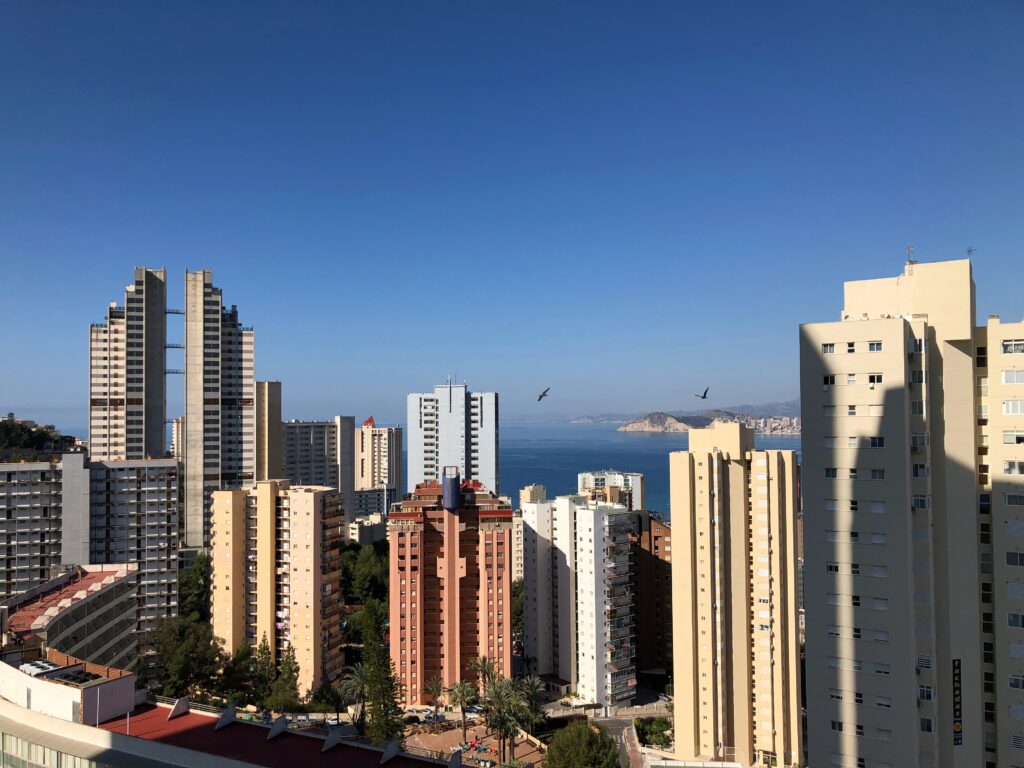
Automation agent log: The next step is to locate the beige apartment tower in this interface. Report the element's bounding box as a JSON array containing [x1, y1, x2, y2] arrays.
[[355, 417, 402, 495], [799, 258, 1024, 768], [210, 481, 344, 696], [255, 381, 282, 481], [670, 421, 802, 768], [89, 267, 167, 460]]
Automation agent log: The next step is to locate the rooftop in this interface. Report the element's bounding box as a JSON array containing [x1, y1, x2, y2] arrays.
[[99, 704, 442, 768], [4, 566, 133, 641]]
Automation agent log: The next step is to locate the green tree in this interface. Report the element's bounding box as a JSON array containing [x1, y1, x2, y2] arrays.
[[341, 663, 368, 735], [514, 675, 545, 735], [633, 716, 671, 748], [155, 617, 223, 698], [313, 680, 345, 720], [422, 674, 445, 725], [251, 633, 276, 707], [511, 578, 525, 636], [362, 600, 405, 747], [220, 643, 254, 705], [266, 645, 300, 713], [352, 544, 387, 604], [178, 553, 212, 622], [447, 680, 478, 744], [545, 719, 620, 768]]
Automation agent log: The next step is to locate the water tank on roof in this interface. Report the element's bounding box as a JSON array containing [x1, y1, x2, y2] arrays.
[[442, 467, 461, 511]]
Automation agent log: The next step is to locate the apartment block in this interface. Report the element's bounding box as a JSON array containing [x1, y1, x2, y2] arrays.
[[521, 494, 637, 707], [0, 564, 139, 669], [670, 421, 802, 768], [0, 454, 178, 648], [407, 381, 499, 494], [355, 417, 402, 495], [578, 470, 645, 511], [635, 510, 672, 676], [184, 270, 255, 548], [355, 486, 399, 518], [800, 259, 999, 768], [89, 267, 167, 461], [254, 381, 282, 482], [210, 481, 344, 695], [0, 461, 67, 598], [388, 469, 513, 704], [282, 417, 356, 531]]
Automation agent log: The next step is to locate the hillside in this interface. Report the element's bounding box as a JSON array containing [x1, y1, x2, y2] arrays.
[[617, 412, 712, 433]]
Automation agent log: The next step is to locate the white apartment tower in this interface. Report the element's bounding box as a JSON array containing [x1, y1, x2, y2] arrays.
[[799, 258, 1024, 768], [355, 417, 402, 495], [521, 494, 637, 707], [407, 380, 499, 494], [89, 267, 167, 460], [183, 270, 255, 548], [578, 470, 645, 511], [669, 421, 803, 768]]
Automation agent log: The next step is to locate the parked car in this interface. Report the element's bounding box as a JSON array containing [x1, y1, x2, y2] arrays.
[[404, 715, 421, 725]]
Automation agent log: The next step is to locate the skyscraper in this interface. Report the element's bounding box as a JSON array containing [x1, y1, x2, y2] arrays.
[[521, 494, 638, 707], [407, 380, 498, 494], [669, 421, 802, 768], [281, 416, 356, 531], [355, 417, 402, 494], [89, 267, 167, 461], [388, 469, 513, 704], [254, 380, 282, 481], [183, 270, 255, 549], [210, 481, 344, 695], [578, 470, 645, 511], [800, 259, 1004, 768]]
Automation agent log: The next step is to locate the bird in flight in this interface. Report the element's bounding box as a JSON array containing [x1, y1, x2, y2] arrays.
[[695, 387, 710, 400], [537, 387, 551, 402]]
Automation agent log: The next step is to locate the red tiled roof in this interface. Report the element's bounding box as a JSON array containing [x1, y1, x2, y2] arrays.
[[8, 570, 125, 638], [363, 416, 376, 427], [100, 705, 439, 768]]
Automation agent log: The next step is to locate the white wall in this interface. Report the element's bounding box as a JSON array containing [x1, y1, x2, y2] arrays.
[[0, 661, 77, 722]]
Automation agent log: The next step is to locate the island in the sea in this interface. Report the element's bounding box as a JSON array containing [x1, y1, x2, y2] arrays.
[[616, 410, 801, 435]]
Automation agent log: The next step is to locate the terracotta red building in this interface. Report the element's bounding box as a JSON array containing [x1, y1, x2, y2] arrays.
[[389, 467, 513, 704]]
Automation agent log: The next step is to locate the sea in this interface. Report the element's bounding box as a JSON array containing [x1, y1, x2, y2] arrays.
[[494, 422, 801, 517]]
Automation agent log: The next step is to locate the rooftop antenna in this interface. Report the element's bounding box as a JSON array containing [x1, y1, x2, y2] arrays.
[[905, 245, 917, 265], [966, 247, 976, 258]]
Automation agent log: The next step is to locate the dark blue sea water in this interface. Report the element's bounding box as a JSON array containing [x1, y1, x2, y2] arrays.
[[496, 422, 801, 516]]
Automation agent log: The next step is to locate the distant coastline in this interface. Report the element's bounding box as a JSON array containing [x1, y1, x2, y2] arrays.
[[569, 408, 801, 436]]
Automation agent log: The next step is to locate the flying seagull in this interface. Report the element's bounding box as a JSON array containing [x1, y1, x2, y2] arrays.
[[695, 387, 710, 400], [537, 387, 551, 402]]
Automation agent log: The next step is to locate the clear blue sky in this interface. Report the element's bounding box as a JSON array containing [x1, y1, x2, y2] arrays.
[[2, 1, 1022, 430]]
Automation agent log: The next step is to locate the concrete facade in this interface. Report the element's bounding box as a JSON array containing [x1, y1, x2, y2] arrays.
[[634, 511, 672, 676], [521, 494, 637, 707], [0, 461, 65, 598], [800, 259, 997, 768], [578, 470, 645, 512], [388, 471, 513, 704], [670, 421, 802, 768], [355, 417, 402, 495], [210, 481, 344, 695], [282, 417, 356, 533], [88, 267, 167, 461], [255, 381, 282, 482], [407, 381, 499, 494], [183, 270, 255, 549]]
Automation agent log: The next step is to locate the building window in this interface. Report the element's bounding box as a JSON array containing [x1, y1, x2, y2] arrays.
[[831, 721, 843, 732], [1004, 431, 1024, 445], [870, 469, 885, 480], [1008, 552, 1024, 567], [1007, 494, 1024, 507], [869, 437, 885, 448], [1002, 340, 1024, 354], [848, 373, 857, 384], [868, 373, 883, 385], [824, 375, 836, 386], [920, 718, 934, 733], [849, 468, 858, 479], [823, 343, 836, 355], [846, 341, 856, 353], [868, 341, 883, 352], [912, 400, 925, 415], [1009, 613, 1024, 629], [919, 685, 933, 700], [1010, 674, 1024, 689], [911, 369, 926, 384], [848, 405, 857, 416], [1006, 461, 1024, 475], [825, 468, 838, 478], [1003, 370, 1024, 384]]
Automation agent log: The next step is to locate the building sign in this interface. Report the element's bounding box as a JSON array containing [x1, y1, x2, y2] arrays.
[[952, 658, 963, 746]]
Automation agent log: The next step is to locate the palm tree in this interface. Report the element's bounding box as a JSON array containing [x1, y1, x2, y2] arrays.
[[340, 663, 368, 735], [469, 655, 497, 689], [514, 675, 545, 735], [447, 680, 478, 744], [488, 677, 526, 763], [421, 674, 445, 728]]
